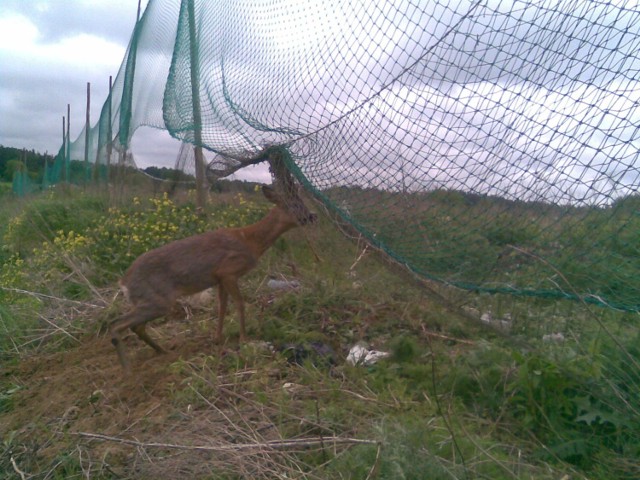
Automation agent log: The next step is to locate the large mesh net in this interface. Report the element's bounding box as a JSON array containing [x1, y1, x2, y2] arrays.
[[52, 0, 639, 311]]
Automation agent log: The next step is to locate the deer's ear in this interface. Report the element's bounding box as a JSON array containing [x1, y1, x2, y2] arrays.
[[262, 185, 280, 204]]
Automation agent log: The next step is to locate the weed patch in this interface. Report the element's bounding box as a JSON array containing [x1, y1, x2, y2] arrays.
[[0, 188, 638, 479]]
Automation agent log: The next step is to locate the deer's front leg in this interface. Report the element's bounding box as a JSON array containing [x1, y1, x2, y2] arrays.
[[220, 277, 246, 342]]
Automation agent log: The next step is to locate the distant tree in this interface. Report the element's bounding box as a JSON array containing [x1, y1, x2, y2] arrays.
[[144, 166, 195, 182], [0, 145, 51, 184], [612, 193, 640, 212], [3, 159, 25, 182]]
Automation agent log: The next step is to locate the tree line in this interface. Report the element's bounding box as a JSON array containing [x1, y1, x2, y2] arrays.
[[1, 145, 262, 194], [0, 145, 54, 183]]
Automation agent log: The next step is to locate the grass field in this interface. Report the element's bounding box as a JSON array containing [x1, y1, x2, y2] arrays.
[[0, 183, 638, 479]]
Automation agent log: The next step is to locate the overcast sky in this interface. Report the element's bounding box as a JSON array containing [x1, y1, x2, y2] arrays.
[[0, 0, 274, 180], [0, 1, 144, 153], [1, 0, 638, 198]]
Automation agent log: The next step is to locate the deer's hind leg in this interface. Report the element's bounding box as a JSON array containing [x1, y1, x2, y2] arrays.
[[216, 283, 229, 344], [111, 302, 170, 371], [132, 323, 166, 354]]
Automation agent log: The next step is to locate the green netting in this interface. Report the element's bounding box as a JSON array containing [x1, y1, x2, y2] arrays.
[[55, 0, 638, 311], [11, 171, 33, 196]]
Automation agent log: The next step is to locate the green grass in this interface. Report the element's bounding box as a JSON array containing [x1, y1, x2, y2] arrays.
[[0, 181, 11, 199], [0, 186, 638, 479], [325, 187, 640, 311]]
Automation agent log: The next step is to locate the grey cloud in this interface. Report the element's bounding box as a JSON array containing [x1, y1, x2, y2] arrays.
[[1, 0, 140, 46], [0, 0, 145, 151]]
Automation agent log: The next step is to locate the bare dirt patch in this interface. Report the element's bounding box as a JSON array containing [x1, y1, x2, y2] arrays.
[[1, 319, 268, 478], [1, 305, 354, 480]]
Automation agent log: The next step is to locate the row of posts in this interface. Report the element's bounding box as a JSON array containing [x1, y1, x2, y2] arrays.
[[59, 0, 208, 210]]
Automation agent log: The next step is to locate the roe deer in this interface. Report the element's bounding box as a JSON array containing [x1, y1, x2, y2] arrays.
[[110, 185, 316, 371]]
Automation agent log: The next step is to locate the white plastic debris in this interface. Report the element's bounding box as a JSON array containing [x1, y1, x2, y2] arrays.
[[346, 343, 390, 366]]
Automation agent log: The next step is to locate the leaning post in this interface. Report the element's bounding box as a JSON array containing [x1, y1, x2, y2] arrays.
[[187, 0, 208, 211]]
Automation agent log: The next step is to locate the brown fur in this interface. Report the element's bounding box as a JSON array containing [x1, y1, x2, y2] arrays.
[[110, 185, 316, 371]]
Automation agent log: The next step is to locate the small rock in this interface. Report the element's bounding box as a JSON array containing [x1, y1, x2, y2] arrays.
[[282, 382, 304, 395], [279, 342, 336, 367], [543, 332, 565, 343]]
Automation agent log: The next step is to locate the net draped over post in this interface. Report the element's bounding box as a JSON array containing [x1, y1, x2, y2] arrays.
[[58, 0, 639, 310]]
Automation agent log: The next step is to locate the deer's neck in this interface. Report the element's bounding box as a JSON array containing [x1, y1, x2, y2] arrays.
[[232, 208, 296, 258]]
